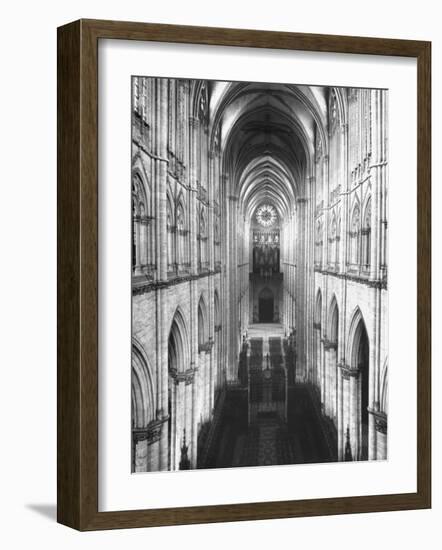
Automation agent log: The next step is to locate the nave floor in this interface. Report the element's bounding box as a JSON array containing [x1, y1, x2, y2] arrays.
[[203, 385, 337, 470]]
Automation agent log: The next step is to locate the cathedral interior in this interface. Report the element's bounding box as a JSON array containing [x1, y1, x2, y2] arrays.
[[131, 77, 388, 472]]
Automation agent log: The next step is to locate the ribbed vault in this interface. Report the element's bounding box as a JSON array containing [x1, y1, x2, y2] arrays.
[[209, 82, 328, 221]]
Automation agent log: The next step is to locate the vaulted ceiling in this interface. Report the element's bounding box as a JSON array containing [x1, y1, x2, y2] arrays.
[[208, 82, 329, 222]]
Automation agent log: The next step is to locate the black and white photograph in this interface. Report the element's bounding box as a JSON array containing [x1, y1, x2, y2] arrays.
[[2, 0, 437, 543], [131, 77, 388, 472]]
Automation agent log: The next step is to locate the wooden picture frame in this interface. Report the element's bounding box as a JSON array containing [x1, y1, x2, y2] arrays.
[[57, 19, 431, 531]]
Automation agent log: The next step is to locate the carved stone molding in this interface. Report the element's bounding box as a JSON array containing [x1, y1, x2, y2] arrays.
[[313, 268, 387, 290], [375, 417, 388, 434], [339, 362, 359, 379], [198, 340, 214, 354], [132, 269, 220, 296], [171, 367, 197, 386], [132, 417, 167, 446], [189, 115, 199, 129], [322, 338, 337, 351], [368, 408, 388, 434]]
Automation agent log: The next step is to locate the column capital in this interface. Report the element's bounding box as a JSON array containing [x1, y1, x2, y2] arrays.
[[198, 340, 214, 353], [172, 367, 197, 385], [339, 362, 359, 379], [132, 417, 167, 445], [322, 338, 337, 351], [368, 408, 388, 434], [189, 115, 199, 129]]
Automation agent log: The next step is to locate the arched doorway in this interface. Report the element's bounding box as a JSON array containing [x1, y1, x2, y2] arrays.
[[131, 343, 155, 472], [259, 287, 274, 322], [348, 310, 370, 461], [356, 321, 369, 460], [168, 309, 189, 471]]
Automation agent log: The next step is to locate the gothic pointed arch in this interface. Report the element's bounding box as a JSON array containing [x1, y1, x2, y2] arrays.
[[175, 191, 188, 269], [315, 218, 323, 267], [214, 289, 220, 328], [168, 308, 190, 374], [328, 211, 338, 268], [346, 307, 369, 370], [362, 194, 372, 270], [346, 307, 370, 460], [131, 340, 155, 428], [132, 168, 152, 275], [349, 198, 361, 267], [328, 295, 339, 344], [167, 307, 190, 470], [166, 189, 176, 273], [315, 289, 322, 326], [198, 206, 208, 270], [198, 294, 208, 348], [323, 294, 339, 428]]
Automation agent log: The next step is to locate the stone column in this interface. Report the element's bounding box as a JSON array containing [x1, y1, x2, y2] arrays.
[[342, 371, 351, 459], [296, 197, 307, 381], [206, 346, 214, 418], [228, 195, 239, 380], [188, 115, 200, 465], [321, 155, 330, 269], [220, 173, 229, 382], [208, 341, 215, 416], [369, 288, 381, 460], [198, 350, 205, 424], [184, 371, 194, 467], [323, 343, 330, 416], [349, 368, 360, 460], [175, 375, 186, 470], [140, 218, 148, 270], [337, 364, 346, 460], [305, 176, 315, 384], [369, 89, 380, 281], [374, 412, 387, 460], [191, 362, 198, 466], [320, 337, 326, 412], [331, 348, 338, 424], [133, 431, 148, 472], [134, 219, 142, 275], [154, 77, 170, 470]]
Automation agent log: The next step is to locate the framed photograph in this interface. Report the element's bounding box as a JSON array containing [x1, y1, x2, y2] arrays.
[[57, 19, 431, 530]]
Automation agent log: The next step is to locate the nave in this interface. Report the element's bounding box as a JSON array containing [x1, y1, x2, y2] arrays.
[[131, 77, 388, 472], [199, 324, 337, 470]]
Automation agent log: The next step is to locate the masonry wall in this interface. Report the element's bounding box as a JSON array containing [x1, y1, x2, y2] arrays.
[[280, 87, 389, 461]]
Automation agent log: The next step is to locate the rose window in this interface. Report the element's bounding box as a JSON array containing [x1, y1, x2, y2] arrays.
[[256, 204, 277, 227]]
